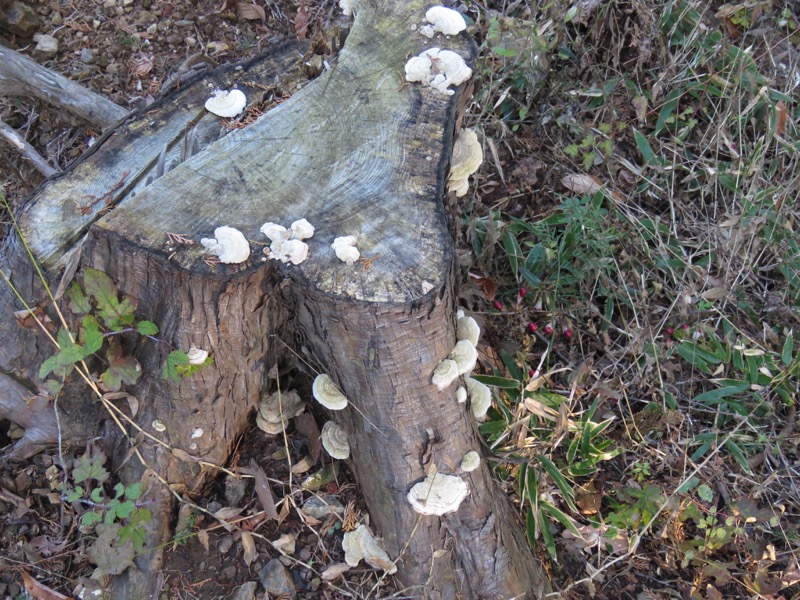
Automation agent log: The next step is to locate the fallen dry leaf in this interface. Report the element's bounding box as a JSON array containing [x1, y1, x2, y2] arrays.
[[561, 173, 602, 196], [22, 572, 73, 600], [236, 1, 265, 21], [247, 459, 279, 520], [241, 531, 257, 566], [321, 562, 352, 581]]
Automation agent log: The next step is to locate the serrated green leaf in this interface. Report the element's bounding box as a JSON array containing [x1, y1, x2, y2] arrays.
[[81, 315, 104, 356], [83, 268, 137, 330], [39, 355, 61, 379], [101, 347, 142, 392], [90, 487, 104, 503], [163, 350, 189, 384], [136, 320, 159, 336], [677, 476, 700, 495], [124, 483, 142, 501], [113, 483, 125, 499], [65, 486, 84, 503], [114, 500, 136, 520], [73, 450, 109, 484], [66, 282, 91, 314], [81, 512, 103, 527], [697, 483, 714, 503]]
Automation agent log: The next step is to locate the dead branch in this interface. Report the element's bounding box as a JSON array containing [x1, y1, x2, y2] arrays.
[[0, 118, 58, 177]]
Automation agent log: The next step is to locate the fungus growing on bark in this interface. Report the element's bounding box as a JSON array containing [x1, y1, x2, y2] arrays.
[[321, 421, 350, 459], [407, 471, 469, 516], [449, 340, 478, 375], [331, 236, 360, 265], [312, 374, 349, 410], [342, 524, 397, 573], [289, 218, 315, 240], [271, 239, 310, 265], [204, 89, 247, 118], [431, 359, 459, 390], [339, 0, 358, 17], [456, 386, 467, 403], [422, 6, 467, 37], [456, 314, 480, 347], [257, 389, 306, 435], [466, 377, 491, 420], [152, 420, 166, 432], [404, 48, 472, 96], [448, 128, 483, 197], [191, 428, 204, 439], [260, 222, 289, 242], [200, 226, 251, 264], [461, 451, 480, 472], [186, 345, 209, 365], [260, 219, 314, 265]]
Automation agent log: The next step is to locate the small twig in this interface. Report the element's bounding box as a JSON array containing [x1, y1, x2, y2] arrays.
[[75, 170, 130, 215], [0, 118, 58, 177]]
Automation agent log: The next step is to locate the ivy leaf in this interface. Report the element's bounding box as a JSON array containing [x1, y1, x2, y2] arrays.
[[83, 267, 137, 331], [73, 450, 109, 484], [81, 315, 104, 356], [163, 350, 189, 384], [66, 282, 91, 314], [101, 345, 142, 392], [136, 320, 159, 336]]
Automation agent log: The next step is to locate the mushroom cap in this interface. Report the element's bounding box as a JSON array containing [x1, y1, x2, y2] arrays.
[[339, 0, 358, 17], [431, 359, 459, 391], [424, 6, 467, 36], [200, 226, 251, 264], [257, 389, 306, 435], [260, 222, 290, 242], [204, 89, 247, 118], [407, 472, 469, 515], [450, 340, 478, 376], [312, 374, 349, 410], [448, 129, 483, 196], [404, 55, 433, 82], [456, 314, 481, 348], [271, 239, 309, 265], [290, 218, 315, 240], [186, 345, 209, 365], [466, 377, 492, 420], [405, 48, 472, 96], [456, 386, 467, 403], [460, 451, 480, 472], [332, 236, 360, 265], [321, 420, 350, 459], [342, 524, 396, 573]]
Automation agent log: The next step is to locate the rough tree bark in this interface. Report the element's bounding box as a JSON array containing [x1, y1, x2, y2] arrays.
[[1, 2, 551, 598]]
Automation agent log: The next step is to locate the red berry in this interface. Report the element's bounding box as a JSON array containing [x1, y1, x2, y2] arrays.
[[493, 300, 504, 310], [528, 369, 535, 377], [666, 327, 674, 335], [519, 287, 528, 298], [682, 323, 690, 330], [527, 322, 538, 333], [544, 324, 553, 335], [563, 328, 573, 338]]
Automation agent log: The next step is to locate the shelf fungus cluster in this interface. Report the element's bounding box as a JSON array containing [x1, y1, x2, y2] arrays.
[[460, 451, 480, 472], [404, 47, 472, 96], [331, 236, 360, 265], [204, 88, 247, 118], [465, 377, 491, 420], [448, 128, 483, 197], [312, 374, 349, 410], [342, 524, 397, 573], [418, 6, 467, 38], [431, 311, 481, 391], [321, 421, 350, 459], [261, 218, 315, 265], [200, 226, 251, 264], [407, 471, 469, 516], [256, 389, 306, 435]]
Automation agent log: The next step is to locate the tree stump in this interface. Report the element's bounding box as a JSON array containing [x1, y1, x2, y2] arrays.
[[1, 2, 551, 597]]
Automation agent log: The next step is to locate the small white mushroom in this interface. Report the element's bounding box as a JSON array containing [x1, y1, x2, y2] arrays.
[[270, 239, 309, 265], [424, 6, 467, 36], [186, 345, 209, 365], [460, 451, 480, 472], [449, 340, 478, 376], [466, 377, 492, 420], [191, 428, 205, 439], [289, 218, 315, 240], [257, 389, 306, 435], [431, 359, 459, 390], [342, 524, 396, 573], [152, 419, 166, 432], [204, 89, 247, 118], [403, 48, 472, 96], [456, 314, 481, 347], [456, 386, 467, 403], [200, 226, 251, 264], [339, 0, 358, 17], [260, 222, 290, 242], [418, 24, 436, 38], [332, 236, 360, 265], [407, 472, 469, 516], [405, 55, 433, 82], [448, 129, 483, 197], [312, 374, 349, 410], [321, 421, 350, 459]]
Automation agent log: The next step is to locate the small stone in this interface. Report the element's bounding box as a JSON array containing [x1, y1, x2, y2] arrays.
[[51, 11, 62, 26], [217, 534, 234, 554], [301, 495, 344, 519], [229, 581, 257, 600], [134, 10, 154, 25], [105, 63, 119, 74], [33, 34, 58, 58], [175, 19, 193, 27], [258, 559, 296, 599], [222, 565, 237, 580], [0, 1, 40, 37], [224, 474, 248, 507], [146, 23, 157, 35], [165, 33, 181, 45], [79, 47, 96, 64]]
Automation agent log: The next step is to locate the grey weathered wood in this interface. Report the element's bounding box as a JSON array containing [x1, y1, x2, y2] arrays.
[[0, 44, 128, 128]]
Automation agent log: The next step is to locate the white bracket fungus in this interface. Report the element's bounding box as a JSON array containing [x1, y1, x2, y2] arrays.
[[321, 421, 350, 459], [465, 377, 491, 420], [191, 428, 205, 439], [204, 89, 247, 118], [404, 48, 472, 96], [407, 471, 469, 515], [456, 386, 467, 403], [331, 236, 360, 265], [342, 524, 397, 573], [431, 358, 459, 391], [200, 226, 251, 264], [186, 345, 209, 365], [152, 419, 166, 432], [260, 219, 314, 265], [312, 374, 349, 410], [449, 340, 478, 375], [448, 128, 483, 197], [339, 0, 358, 17], [456, 313, 480, 347], [460, 451, 480, 472], [421, 6, 467, 37], [257, 389, 306, 435]]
